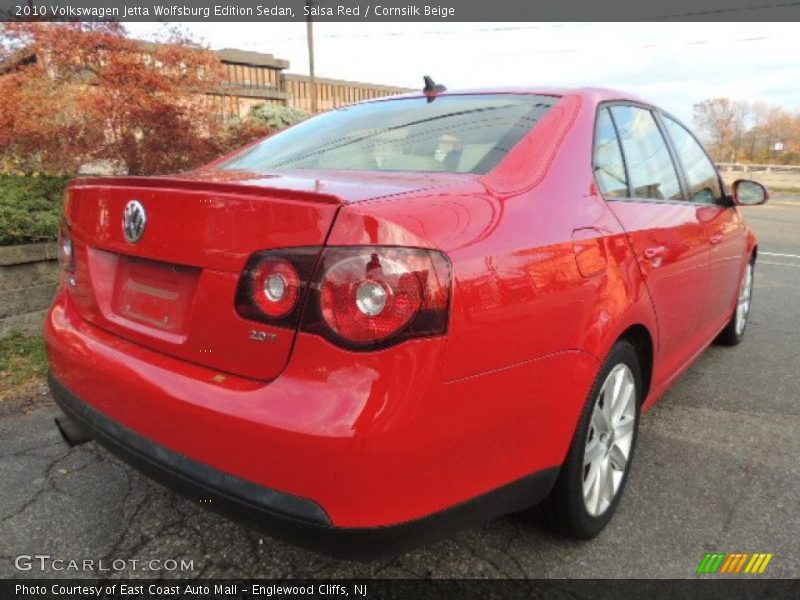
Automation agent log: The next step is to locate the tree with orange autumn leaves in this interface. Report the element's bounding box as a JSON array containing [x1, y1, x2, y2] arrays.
[[0, 22, 271, 175]]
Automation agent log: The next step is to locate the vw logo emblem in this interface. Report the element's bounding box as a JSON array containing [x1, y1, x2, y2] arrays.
[[123, 200, 147, 243]]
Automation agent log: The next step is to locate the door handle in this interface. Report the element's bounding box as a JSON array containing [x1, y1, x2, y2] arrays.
[[710, 235, 723, 246], [644, 246, 666, 260]]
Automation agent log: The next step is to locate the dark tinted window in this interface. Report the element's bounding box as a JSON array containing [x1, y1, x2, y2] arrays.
[[610, 106, 684, 201], [223, 94, 557, 174], [594, 108, 628, 198], [663, 116, 723, 204]]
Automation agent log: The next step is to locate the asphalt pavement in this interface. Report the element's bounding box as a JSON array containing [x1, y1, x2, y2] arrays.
[[1, 196, 798, 579]]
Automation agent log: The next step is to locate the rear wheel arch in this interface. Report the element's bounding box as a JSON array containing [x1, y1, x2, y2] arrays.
[[545, 339, 643, 538], [617, 324, 654, 404]]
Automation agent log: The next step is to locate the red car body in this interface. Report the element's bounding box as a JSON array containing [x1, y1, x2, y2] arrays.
[[45, 87, 760, 556]]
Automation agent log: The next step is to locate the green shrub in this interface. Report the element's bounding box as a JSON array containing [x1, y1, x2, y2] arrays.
[[0, 175, 70, 246], [247, 103, 309, 130]]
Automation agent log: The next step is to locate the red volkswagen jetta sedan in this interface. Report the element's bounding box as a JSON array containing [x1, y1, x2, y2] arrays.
[[46, 87, 767, 557]]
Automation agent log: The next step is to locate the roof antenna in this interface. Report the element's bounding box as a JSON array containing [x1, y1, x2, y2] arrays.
[[423, 76, 447, 102]]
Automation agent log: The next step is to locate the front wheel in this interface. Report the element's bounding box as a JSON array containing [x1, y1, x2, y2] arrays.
[[716, 259, 754, 346], [547, 341, 642, 539]]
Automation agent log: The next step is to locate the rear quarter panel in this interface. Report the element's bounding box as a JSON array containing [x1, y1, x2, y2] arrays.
[[324, 93, 660, 499], [329, 93, 657, 383]]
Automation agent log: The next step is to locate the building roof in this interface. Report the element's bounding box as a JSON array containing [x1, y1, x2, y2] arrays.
[[216, 48, 289, 69]]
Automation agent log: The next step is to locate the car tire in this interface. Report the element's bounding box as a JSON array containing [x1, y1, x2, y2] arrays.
[[715, 259, 755, 346], [546, 340, 642, 539]]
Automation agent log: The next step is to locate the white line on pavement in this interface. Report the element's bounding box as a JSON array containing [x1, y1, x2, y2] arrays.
[[761, 252, 800, 259], [760, 261, 800, 268]]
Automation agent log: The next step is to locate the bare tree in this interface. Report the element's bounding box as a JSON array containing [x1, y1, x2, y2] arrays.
[[693, 98, 800, 164]]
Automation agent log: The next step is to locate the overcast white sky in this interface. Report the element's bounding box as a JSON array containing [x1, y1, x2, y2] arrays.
[[126, 22, 799, 123]]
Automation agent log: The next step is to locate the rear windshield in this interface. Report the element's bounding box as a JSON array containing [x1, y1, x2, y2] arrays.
[[222, 94, 558, 175]]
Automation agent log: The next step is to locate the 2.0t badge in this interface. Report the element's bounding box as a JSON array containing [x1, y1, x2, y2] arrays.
[[123, 199, 147, 243]]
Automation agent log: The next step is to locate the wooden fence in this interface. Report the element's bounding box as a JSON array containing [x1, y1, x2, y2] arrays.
[[717, 163, 800, 190]]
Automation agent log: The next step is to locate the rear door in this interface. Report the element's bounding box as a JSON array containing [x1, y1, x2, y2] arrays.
[[594, 104, 712, 379], [660, 115, 748, 337]]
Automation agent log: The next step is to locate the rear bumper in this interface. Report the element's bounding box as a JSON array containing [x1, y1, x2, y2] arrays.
[[50, 373, 557, 558], [44, 289, 597, 555]]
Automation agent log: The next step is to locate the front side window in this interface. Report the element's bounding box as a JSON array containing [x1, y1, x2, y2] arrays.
[[610, 105, 684, 201], [222, 94, 557, 175], [662, 116, 723, 205], [594, 108, 629, 198]]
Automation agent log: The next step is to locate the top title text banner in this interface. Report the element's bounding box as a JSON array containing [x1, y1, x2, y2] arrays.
[[3, 0, 800, 22]]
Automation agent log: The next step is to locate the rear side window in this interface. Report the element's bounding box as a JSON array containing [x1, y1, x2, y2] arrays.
[[662, 116, 723, 205], [223, 94, 557, 175], [593, 108, 629, 198], [610, 106, 684, 201]]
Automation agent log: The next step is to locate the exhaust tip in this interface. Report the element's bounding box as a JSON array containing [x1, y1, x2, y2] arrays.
[[54, 414, 91, 447]]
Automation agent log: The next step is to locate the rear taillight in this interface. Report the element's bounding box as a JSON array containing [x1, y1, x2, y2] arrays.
[[309, 247, 450, 349], [251, 258, 300, 318], [235, 246, 451, 350], [235, 248, 320, 329], [58, 219, 75, 281]]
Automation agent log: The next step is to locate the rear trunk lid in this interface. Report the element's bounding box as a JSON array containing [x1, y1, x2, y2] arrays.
[[61, 172, 376, 381]]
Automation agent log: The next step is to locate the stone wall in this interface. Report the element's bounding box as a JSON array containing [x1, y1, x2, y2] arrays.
[[0, 243, 59, 337]]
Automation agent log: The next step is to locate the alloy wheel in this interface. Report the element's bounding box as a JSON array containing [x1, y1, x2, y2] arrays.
[[735, 263, 754, 336], [582, 363, 637, 517]]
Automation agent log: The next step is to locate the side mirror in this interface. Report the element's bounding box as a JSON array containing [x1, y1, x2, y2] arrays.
[[732, 179, 769, 206]]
